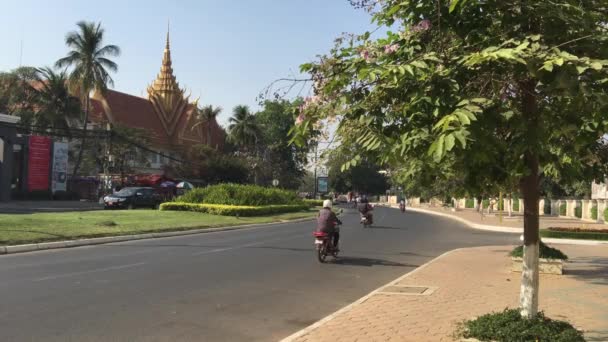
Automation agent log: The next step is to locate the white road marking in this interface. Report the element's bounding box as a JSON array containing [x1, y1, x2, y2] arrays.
[[33, 262, 146, 282]]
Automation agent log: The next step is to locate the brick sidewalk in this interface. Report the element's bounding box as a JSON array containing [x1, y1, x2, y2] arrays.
[[414, 205, 608, 230], [284, 245, 608, 342]]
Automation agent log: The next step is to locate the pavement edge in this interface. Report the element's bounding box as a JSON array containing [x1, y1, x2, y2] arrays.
[[279, 247, 467, 342]]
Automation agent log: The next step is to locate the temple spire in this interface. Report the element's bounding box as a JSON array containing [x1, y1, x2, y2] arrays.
[[166, 20, 170, 50]]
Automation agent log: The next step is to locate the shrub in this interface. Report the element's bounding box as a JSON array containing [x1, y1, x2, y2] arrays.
[[482, 199, 490, 208], [510, 241, 568, 260], [160, 202, 308, 216], [512, 199, 520, 212], [544, 198, 552, 215], [457, 308, 585, 342], [304, 199, 324, 207], [574, 205, 582, 218], [541, 229, 608, 241], [175, 183, 302, 206], [605, 207, 608, 222], [560, 203, 567, 216], [591, 205, 598, 220], [465, 198, 474, 208]]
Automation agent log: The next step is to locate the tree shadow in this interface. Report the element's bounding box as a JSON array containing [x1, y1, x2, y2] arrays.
[[251, 246, 311, 253], [564, 256, 608, 286], [366, 225, 408, 230], [331, 256, 418, 267]]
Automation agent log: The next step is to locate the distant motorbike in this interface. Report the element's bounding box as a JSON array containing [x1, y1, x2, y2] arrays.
[[313, 224, 340, 263], [360, 213, 373, 228], [399, 202, 406, 213]]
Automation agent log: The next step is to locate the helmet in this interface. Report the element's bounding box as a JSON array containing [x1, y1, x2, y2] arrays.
[[323, 199, 333, 209]]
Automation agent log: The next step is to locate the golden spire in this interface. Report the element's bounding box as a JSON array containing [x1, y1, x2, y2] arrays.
[[147, 25, 190, 137]]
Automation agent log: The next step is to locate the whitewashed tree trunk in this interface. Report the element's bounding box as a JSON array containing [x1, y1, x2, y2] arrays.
[[508, 194, 513, 217], [519, 241, 539, 318]]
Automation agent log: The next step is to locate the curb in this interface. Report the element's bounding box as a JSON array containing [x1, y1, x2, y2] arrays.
[[376, 204, 608, 245], [0, 217, 315, 256], [280, 247, 467, 342]]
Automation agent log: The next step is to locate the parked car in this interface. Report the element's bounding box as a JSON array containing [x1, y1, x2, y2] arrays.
[[103, 187, 162, 209]]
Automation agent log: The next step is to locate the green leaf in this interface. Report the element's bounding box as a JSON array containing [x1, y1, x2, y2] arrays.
[[591, 62, 603, 70], [502, 111, 515, 120], [453, 131, 466, 148], [449, 0, 460, 13], [434, 135, 445, 161], [445, 134, 455, 151], [576, 66, 588, 74], [404, 65, 415, 76]]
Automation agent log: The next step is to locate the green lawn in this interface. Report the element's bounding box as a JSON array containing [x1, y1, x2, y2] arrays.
[[0, 209, 317, 246]]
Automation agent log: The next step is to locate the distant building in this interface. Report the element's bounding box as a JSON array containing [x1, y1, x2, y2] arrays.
[[88, 30, 225, 172]]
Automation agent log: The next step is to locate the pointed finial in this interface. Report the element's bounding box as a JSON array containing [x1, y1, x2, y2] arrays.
[[166, 19, 170, 50]]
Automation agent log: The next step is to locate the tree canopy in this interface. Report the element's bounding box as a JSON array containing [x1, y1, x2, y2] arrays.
[[291, 0, 608, 318]]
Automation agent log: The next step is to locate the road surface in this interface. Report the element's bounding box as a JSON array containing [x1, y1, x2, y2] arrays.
[[0, 206, 517, 341]]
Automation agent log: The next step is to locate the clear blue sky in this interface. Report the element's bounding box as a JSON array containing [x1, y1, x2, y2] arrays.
[[0, 0, 376, 125]]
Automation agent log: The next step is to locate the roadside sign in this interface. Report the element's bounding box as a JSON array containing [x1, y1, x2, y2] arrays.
[[317, 177, 328, 193]]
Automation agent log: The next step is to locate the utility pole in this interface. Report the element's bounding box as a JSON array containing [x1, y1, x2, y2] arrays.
[[313, 144, 318, 199]]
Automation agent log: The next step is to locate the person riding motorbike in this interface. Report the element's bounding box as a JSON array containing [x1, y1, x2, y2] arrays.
[[316, 199, 342, 250], [357, 196, 373, 224]]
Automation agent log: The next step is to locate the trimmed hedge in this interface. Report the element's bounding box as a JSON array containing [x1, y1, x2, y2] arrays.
[[559, 203, 567, 216], [175, 183, 302, 206], [605, 207, 608, 222], [465, 198, 475, 208], [541, 229, 608, 241], [591, 205, 598, 220], [512, 199, 520, 212], [304, 199, 324, 207], [160, 202, 309, 216]]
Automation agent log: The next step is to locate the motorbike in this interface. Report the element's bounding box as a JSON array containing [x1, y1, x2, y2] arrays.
[[313, 209, 342, 263], [313, 224, 340, 263], [360, 213, 373, 228], [399, 202, 406, 213]]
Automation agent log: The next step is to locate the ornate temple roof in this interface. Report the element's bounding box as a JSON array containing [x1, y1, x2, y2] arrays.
[[146, 28, 190, 137]]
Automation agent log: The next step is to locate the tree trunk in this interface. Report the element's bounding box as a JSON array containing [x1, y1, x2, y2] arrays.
[[518, 79, 541, 319], [72, 93, 89, 178]]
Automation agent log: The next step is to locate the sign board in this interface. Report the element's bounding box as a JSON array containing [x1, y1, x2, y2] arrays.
[[51, 141, 69, 193], [317, 177, 329, 193], [27, 136, 52, 191]]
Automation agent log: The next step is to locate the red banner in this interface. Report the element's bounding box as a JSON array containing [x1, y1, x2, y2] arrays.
[[28, 136, 52, 191]]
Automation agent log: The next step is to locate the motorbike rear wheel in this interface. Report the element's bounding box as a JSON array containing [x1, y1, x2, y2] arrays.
[[316, 243, 327, 263]]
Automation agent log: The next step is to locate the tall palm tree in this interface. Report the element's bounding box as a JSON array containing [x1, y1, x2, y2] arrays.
[[34, 67, 81, 135], [192, 104, 222, 146], [56, 21, 120, 177], [228, 105, 259, 150]]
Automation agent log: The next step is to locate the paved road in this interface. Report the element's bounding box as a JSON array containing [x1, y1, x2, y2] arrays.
[[0, 206, 518, 341]]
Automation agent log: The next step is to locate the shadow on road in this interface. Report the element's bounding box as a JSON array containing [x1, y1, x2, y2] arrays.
[[365, 225, 409, 230], [331, 256, 418, 268]]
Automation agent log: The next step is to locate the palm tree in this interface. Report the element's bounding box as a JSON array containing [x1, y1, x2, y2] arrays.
[[56, 21, 120, 177], [34, 67, 81, 136], [228, 105, 259, 151], [192, 105, 222, 146]]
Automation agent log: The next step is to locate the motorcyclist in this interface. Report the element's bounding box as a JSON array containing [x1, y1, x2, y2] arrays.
[[316, 199, 342, 250], [357, 196, 373, 224]]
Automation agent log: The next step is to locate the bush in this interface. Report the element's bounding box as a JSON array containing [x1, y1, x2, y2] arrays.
[[510, 241, 568, 260], [160, 202, 309, 216], [544, 199, 552, 215], [591, 205, 598, 220], [304, 199, 324, 207], [605, 207, 608, 222], [465, 198, 475, 208], [175, 183, 302, 206], [512, 199, 520, 212], [457, 308, 585, 342], [574, 205, 582, 218], [560, 203, 567, 216], [541, 229, 608, 241], [482, 199, 490, 208]]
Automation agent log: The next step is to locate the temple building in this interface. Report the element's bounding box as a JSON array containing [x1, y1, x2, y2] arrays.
[[89, 30, 225, 172]]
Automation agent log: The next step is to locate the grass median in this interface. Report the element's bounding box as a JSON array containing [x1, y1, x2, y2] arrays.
[[0, 209, 317, 246]]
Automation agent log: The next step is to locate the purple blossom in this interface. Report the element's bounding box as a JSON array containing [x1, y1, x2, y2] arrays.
[[384, 43, 399, 54], [360, 49, 371, 61], [295, 113, 305, 125], [412, 19, 431, 33]]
